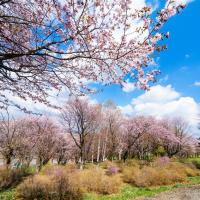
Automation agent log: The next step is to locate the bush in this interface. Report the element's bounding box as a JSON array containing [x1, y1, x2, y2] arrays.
[[167, 162, 200, 177], [125, 159, 141, 167], [106, 165, 120, 175], [16, 167, 83, 200], [41, 164, 77, 176], [0, 167, 29, 191], [122, 164, 187, 187], [16, 175, 53, 200], [121, 165, 140, 184], [138, 166, 186, 187], [79, 167, 122, 194], [17, 165, 122, 199], [122, 160, 200, 187], [191, 160, 200, 169], [99, 160, 114, 169], [153, 156, 170, 167]]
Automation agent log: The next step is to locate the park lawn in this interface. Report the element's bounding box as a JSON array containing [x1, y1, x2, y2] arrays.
[[1, 176, 200, 200]]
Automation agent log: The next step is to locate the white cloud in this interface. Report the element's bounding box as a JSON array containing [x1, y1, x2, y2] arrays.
[[1, 87, 98, 122], [119, 85, 200, 135], [132, 85, 180, 104], [119, 104, 134, 115], [176, 0, 194, 4], [1, 87, 69, 119], [166, 0, 194, 7], [122, 80, 136, 93], [194, 81, 200, 86]]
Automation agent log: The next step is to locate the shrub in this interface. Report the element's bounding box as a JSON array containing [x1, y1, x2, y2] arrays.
[[122, 165, 140, 184], [134, 166, 186, 187], [0, 167, 29, 191], [125, 159, 140, 167], [191, 160, 200, 169], [154, 156, 170, 167], [16, 167, 83, 200], [106, 165, 120, 175], [99, 160, 113, 169], [79, 167, 122, 194], [122, 162, 195, 187], [52, 173, 83, 200], [167, 162, 200, 177], [41, 164, 77, 176], [83, 163, 96, 170], [16, 175, 53, 200]]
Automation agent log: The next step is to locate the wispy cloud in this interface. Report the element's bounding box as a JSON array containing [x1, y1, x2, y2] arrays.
[[194, 81, 200, 86]]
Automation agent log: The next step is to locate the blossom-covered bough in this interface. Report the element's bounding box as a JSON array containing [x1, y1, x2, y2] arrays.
[[0, 0, 186, 111]]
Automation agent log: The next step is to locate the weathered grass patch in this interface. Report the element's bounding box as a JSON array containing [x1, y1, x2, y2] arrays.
[[84, 176, 200, 200]]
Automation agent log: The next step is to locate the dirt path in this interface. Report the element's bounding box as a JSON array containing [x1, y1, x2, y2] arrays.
[[136, 185, 200, 200]]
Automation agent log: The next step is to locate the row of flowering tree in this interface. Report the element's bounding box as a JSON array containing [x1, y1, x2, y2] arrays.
[[0, 98, 198, 169], [61, 98, 198, 166]]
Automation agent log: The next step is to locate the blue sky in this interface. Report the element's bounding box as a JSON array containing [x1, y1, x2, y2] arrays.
[[7, 0, 200, 135], [90, 0, 200, 105], [86, 0, 200, 135]]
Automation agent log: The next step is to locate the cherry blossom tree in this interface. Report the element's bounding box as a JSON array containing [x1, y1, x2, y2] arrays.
[[122, 116, 183, 160], [0, 109, 21, 168], [163, 118, 197, 157], [0, 112, 40, 168], [122, 116, 166, 160], [54, 133, 77, 164], [0, 0, 186, 110], [14, 118, 39, 167], [61, 97, 101, 167], [102, 101, 123, 161], [32, 117, 59, 170]]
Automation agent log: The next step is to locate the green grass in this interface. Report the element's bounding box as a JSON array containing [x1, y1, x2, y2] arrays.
[[188, 157, 200, 164], [1, 176, 200, 200], [188, 157, 200, 161], [0, 189, 16, 200], [84, 176, 200, 200]]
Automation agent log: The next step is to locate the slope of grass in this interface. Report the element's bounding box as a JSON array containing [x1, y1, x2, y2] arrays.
[[84, 176, 200, 200], [1, 175, 200, 200]]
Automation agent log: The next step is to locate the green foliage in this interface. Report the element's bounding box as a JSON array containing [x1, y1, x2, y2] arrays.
[[188, 157, 200, 169], [154, 146, 166, 156], [0, 188, 16, 200]]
